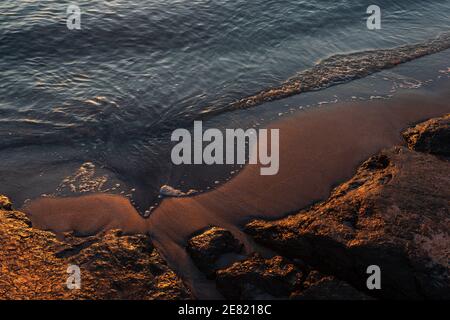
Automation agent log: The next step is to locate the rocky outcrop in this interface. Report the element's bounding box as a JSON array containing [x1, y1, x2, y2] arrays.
[[215, 254, 302, 299], [291, 271, 372, 300], [403, 114, 450, 157], [186, 227, 243, 278], [215, 254, 370, 300], [246, 134, 450, 299], [60, 230, 192, 299], [0, 200, 191, 300]]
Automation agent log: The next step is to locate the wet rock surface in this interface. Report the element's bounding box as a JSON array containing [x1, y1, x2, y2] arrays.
[[187, 227, 243, 278], [0, 200, 191, 300], [246, 139, 450, 299]]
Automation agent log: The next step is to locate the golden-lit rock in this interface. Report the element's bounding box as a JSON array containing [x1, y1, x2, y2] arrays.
[[246, 115, 450, 299], [0, 206, 191, 300], [0, 195, 12, 211]]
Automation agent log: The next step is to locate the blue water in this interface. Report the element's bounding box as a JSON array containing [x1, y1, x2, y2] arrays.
[[1, 0, 450, 212]]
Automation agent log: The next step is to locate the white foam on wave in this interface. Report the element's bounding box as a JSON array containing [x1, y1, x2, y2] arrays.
[[159, 185, 197, 198]]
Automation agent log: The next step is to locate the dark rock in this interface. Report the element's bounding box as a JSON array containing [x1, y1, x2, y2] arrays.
[[291, 271, 373, 300], [215, 254, 302, 300], [187, 227, 243, 278], [215, 254, 370, 300], [403, 114, 450, 157], [246, 147, 450, 299]]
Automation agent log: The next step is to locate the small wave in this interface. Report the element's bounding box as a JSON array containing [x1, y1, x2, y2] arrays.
[[57, 162, 108, 194], [202, 32, 450, 116]]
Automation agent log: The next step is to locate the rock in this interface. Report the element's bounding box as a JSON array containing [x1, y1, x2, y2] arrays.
[[187, 227, 243, 278], [403, 114, 450, 157], [215, 255, 302, 299], [246, 146, 450, 299], [60, 230, 192, 300], [215, 255, 369, 300], [0, 201, 192, 300], [0, 207, 76, 300], [189, 228, 369, 300], [291, 271, 372, 300], [0, 195, 12, 210]]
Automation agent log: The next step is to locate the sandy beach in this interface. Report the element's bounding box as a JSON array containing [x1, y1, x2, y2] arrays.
[[22, 83, 450, 298]]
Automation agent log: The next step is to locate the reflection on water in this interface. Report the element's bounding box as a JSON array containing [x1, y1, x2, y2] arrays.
[[0, 0, 450, 212]]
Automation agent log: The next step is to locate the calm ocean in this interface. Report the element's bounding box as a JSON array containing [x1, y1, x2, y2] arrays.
[[1, 0, 449, 212]]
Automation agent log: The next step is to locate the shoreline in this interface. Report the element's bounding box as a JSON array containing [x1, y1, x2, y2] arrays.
[[22, 85, 450, 298]]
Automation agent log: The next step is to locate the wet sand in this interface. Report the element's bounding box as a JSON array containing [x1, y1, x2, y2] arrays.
[[23, 88, 450, 298]]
